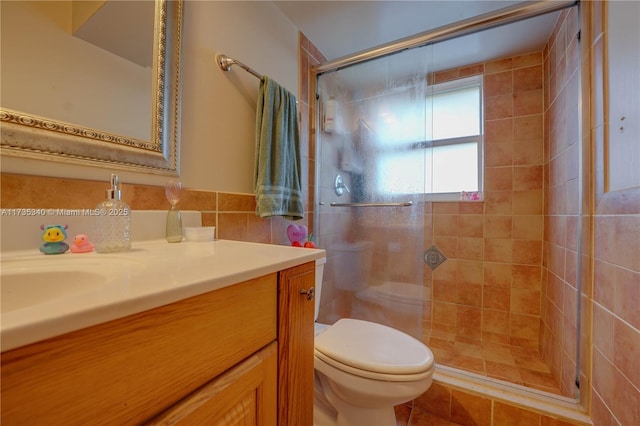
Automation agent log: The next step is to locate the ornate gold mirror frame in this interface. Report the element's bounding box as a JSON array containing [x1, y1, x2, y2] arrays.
[[0, 0, 183, 176]]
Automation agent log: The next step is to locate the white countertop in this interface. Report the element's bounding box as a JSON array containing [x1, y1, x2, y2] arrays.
[[1, 239, 325, 352]]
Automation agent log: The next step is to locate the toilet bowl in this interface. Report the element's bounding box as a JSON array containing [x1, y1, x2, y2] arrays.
[[313, 257, 435, 426], [332, 242, 372, 292]]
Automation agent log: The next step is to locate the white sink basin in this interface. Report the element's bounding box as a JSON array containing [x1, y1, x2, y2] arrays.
[[2, 270, 108, 312], [0, 255, 145, 313], [0, 239, 325, 353]]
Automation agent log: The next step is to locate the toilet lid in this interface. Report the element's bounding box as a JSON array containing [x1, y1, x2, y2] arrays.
[[314, 318, 434, 375]]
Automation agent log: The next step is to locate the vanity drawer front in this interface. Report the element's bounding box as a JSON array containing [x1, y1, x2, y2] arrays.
[[146, 341, 277, 425], [1, 273, 278, 426]]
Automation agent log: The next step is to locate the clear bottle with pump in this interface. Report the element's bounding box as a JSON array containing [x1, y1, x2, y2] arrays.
[[95, 174, 131, 253]]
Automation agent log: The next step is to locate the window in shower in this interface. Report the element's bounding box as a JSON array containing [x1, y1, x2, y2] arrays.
[[377, 75, 483, 198]]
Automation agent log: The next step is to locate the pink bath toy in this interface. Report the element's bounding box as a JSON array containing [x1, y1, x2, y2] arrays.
[[287, 224, 307, 247], [70, 234, 95, 253]]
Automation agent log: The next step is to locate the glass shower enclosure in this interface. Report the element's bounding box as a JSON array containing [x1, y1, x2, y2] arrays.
[[313, 1, 582, 399], [314, 48, 432, 341]]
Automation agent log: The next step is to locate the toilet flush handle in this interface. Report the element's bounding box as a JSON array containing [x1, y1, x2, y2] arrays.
[[300, 287, 315, 301]]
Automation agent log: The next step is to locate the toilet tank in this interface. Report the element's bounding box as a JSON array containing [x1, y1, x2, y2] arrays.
[[332, 241, 372, 292], [315, 257, 326, 322]]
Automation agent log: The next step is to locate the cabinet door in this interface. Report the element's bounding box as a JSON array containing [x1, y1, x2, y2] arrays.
[[1, 275, 277, 426], [277, 261, 316, 425], [146, 342, 277, 426]]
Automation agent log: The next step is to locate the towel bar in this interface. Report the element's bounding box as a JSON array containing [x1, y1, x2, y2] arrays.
[[216, 54, 262, 79], [328, 201, 414, 207]]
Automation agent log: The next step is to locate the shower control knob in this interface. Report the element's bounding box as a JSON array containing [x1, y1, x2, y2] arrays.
[[334, 175, 350, 196], [300, 287, 315, 301]]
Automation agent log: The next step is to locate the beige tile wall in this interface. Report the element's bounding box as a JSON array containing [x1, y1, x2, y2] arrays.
[[1, 174, 311, 248], [427, 51, 546, 351], [411, 1, 638, 423], [298, 32, 328, 243], [539, 6, 583, 398]]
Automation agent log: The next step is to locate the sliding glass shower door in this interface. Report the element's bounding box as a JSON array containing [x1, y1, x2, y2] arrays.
[[314, 48, 432, 340], [312, 1, 582, 400]]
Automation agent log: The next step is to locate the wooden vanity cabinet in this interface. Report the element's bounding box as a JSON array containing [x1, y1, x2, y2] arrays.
[[0, 261, 317, 426], [147, 342, 278, 425], [277, 261, 316, 425]]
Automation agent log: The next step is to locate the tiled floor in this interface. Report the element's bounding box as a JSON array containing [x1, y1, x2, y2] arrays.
[[395, 404, 462, 426], [392, 333, 568, 426], [426, 333, 563, 395]]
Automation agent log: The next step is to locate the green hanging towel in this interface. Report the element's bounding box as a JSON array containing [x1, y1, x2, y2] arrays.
[[254, 76, 304, 220]]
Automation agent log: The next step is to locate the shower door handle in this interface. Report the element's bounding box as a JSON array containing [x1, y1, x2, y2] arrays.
[[300, 287, 315, 301], [329, 201, 414, 207]]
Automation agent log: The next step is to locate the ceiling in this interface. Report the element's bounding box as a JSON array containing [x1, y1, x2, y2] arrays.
[[273, 1, 563, 74]]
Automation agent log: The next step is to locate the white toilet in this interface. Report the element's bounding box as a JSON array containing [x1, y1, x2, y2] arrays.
[[313, 257, 435, 426]]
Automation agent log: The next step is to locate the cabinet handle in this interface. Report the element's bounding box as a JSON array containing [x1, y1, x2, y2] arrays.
[[299, 287, 315, 301]]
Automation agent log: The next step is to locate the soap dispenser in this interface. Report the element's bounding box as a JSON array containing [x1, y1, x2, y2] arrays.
[[95, 174, 131, 253]]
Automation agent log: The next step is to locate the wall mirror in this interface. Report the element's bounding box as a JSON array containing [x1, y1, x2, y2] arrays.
[[0, 0, 183, 175]]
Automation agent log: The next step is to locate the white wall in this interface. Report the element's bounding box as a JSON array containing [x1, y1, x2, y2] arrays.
[[1, 1, 299, 194], [180, 0, 299, 193]]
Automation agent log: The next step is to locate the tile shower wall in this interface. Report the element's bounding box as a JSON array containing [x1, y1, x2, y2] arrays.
[[539, 6, 583, 398], [427, 51, 546, 352]]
